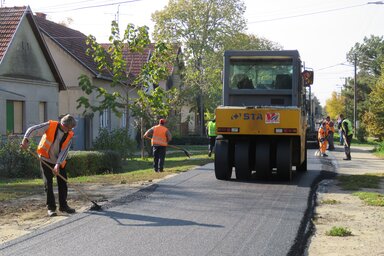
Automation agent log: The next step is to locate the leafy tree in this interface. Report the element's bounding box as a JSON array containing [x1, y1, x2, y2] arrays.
[[152, 0, 281, 135], [362, 69, 384, 141], [77, 21, 177, 139], [325, 91, 345, 120], [345, 35, 384, 138], [152, 0, 247, 135], [347, 35, 384, 77]]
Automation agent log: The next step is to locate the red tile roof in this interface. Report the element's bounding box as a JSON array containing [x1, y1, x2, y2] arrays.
[[0, 6, 27, 62], [101, 43, 178, 78], [34, 15, 111, 79]]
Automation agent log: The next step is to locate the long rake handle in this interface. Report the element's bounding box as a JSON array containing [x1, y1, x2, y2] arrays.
[[143, 137, 191, 158], [28, 149, 95, 203], [167, 144, 191, 158]]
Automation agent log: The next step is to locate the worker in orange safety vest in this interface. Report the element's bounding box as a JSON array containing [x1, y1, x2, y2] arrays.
[[20, 114, 77, 217], [318, 121, 329, 157], [143, 119, 172, 173]]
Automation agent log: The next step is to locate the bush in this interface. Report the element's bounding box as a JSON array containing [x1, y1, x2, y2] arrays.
[[93, 128, 136, 159], [0, 136, 40, 179], [356, 125, 367, 143], [65, 150, 121, 177]]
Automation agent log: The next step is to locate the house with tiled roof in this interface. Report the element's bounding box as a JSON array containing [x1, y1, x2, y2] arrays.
[[0, 6, 64, 137], [34, 14, 188, 148]]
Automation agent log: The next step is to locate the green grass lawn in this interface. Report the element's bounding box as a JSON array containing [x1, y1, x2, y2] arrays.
[[0, 146, 212, 201]]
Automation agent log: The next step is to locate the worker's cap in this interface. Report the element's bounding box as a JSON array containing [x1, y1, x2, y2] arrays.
[[159, 119, 166, 125]]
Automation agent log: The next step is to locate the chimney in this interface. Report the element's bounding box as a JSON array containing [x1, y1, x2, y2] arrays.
[[35, 12, 47, 19]]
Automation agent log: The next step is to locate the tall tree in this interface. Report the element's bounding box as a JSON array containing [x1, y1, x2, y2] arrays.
[[362, 67, 384, 141], [152, 0, 247, 135], [347, 35, 384, 77], [345, 35, 384, 139], [325, 91, 345, 120]]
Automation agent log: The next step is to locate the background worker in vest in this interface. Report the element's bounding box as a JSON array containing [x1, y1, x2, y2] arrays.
[[338, 114, 353, 160], [318, 121, 329, 157], [326, 116, 335, 151], [143, 119, 172, 172], [20, 114, 77, 217], [207, 118, 216, 157]]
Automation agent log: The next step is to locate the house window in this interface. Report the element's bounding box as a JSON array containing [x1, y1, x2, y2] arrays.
[[6, 100, 23, 134], [99, 109, 109, 129], [39, 102, 47, 123]]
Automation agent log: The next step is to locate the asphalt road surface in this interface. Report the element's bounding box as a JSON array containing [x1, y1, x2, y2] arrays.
[[0, 149, 327, 256]]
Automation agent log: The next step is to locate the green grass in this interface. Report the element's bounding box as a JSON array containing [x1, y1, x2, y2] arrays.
[[326, 226, 352, 237], [0, 148, 212, 201], [337, 174, 383, 191], [352, 191, 384, 206], [320, 199, 341, 205]]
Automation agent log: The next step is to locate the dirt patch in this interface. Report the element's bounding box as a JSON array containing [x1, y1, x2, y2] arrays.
[[0, 180, 158, 245], [305, 179, 384, 255]]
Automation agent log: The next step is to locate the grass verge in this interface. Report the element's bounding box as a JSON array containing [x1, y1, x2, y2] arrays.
[[0, 149, 212, 202], [337, 174, 384, 191]]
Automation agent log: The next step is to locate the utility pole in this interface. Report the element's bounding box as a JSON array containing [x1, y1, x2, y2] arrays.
[[353, 54, 357, 138]]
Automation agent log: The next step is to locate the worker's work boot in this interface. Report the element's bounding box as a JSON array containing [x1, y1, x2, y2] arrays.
[[59, 205, 76, 214]]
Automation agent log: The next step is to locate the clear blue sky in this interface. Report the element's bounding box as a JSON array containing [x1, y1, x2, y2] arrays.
[[8, 0, 384, 107]]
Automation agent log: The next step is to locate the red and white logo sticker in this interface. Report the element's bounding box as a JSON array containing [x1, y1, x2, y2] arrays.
[[265, 112, 280, 124]]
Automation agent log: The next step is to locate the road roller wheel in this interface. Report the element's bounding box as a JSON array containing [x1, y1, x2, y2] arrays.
[[297, 144, 307, 172], [255, 141, 271, 178], [214, 139, 233, 180], [276, 139, 292, 180], [234, 141, 251, 180]]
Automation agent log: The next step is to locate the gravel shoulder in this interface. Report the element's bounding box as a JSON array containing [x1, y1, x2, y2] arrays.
[[306, 145, 384, 256]]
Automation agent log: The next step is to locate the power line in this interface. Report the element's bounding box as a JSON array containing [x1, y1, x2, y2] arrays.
[[37, 0, 108, 10], [247, 3, 366, 24], [40, 0, 142, 13]]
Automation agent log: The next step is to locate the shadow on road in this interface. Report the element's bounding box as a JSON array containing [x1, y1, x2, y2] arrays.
[[89, 210, 224, 228]]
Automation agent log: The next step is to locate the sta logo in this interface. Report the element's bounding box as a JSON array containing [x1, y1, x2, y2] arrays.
[[231, 113, 263, 120]]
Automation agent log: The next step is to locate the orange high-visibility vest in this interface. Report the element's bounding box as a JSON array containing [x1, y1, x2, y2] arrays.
[[318, 126, 328, 140], [37, 120, 74, 168], [151, 125, 169, 146]]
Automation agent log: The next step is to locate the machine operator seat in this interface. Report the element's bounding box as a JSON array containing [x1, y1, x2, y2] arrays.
[[275, 74, 292, 89]]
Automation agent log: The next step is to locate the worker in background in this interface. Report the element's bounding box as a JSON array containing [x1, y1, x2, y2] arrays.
[[338, 114, 353, 160], [206, 118, 216, 157], [318, 121, 329, 157], [20, 114, 77, 217], [337, 117, 344, 145], [143, 119, 172, 172], [326, 116, 335, 151]]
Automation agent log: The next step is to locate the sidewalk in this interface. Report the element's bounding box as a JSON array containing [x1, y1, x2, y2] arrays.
[[328, 144, 382, 175]]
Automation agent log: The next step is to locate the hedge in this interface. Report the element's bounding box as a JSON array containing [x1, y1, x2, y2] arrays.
[[65, 150, 121, 177]]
